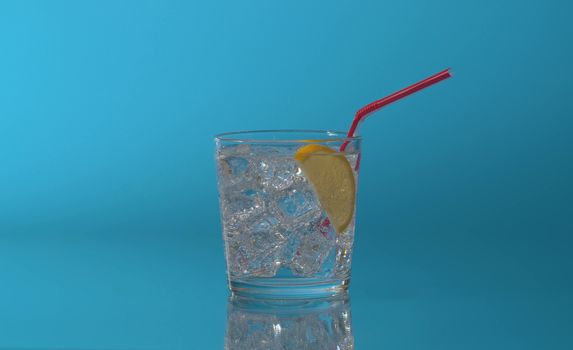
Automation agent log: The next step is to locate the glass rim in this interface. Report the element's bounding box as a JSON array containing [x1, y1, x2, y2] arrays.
[[214, 129, 361, 143]]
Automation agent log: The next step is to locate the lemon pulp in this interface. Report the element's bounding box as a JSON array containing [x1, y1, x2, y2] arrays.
[[294, 144, 356, 234]]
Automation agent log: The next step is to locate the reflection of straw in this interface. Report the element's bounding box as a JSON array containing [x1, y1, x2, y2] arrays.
[[340, 68, 452, 152]]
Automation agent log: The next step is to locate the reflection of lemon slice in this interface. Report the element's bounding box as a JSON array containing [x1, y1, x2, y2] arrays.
[[294, 144, 355, 234]]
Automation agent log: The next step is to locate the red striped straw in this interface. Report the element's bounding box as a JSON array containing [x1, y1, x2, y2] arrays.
[[340, 68, 452, 152]]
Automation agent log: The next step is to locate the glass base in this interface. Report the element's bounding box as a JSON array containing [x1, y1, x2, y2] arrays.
[[229, 277, 350, 299]]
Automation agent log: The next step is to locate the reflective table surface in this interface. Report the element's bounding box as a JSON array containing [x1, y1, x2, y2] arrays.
[[1, 230, 571, 350]]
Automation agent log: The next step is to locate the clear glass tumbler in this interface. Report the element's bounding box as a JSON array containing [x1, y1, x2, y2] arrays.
[[215, 130, 361, 298]]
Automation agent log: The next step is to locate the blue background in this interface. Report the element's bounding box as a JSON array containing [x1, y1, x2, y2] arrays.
[[1, 0, 572, 349]]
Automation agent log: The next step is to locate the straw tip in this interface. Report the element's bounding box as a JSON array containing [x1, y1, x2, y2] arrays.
[[445, 67, 453, 77]]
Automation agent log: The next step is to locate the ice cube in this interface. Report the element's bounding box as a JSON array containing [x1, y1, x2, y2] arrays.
[[248, 215, 285, 252], [320, 246, 337, 275], [226, 214, 286, 278], [291, 229, 335, 277], [258, 159, 299, 191], [246, 251, 282, 277], [226, 157, 249, 176], [229, 249, 281, 278], [218, 156, 251, 187], [275, 188, 321, 220], [334, 219, 354, 278], [280, 231, 302, 266], [222, 189, 265, 226], [228, 246, 282, 278]]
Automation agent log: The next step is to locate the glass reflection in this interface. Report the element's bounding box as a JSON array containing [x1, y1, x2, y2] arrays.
[[225, 293, 353, 349]]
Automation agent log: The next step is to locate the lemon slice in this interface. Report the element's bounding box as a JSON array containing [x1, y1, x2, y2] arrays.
[[294, 144, 356, 234]]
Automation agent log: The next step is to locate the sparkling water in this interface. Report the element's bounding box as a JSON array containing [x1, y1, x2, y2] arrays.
[[216, 144, 358, 289]]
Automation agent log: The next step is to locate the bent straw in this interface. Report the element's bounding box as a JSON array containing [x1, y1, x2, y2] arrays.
[[340, 68, 452, 152]]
